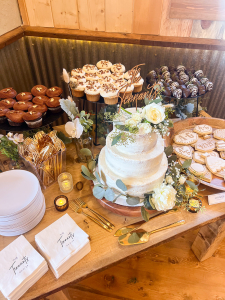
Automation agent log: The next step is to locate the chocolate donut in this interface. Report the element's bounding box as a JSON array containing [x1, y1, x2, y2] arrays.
[[0, 98, 16, 109], [46, 86, 63, 97], [0, 88, 17, 99], [31, 85, 47, 96], [6, 110, 25, 126], [16, 92, 33, 102]]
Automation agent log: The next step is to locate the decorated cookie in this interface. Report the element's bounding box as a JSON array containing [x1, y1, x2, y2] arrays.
[[193, 151, 205, 164], [195, 138, 216, 152], [214, 129, 225, 141], [216, 140, 225, 151], [203, 135, 211, 140], [220, 152, 225, 159], [189, 163, 207, 176], [201, 169, 213, 183], [174, 131, 198, 145], [173, 145, 193, 160], [178, 157, 194, 166], [206, 156, 225, 175], [193, 124, 212, 135], [200, 151, 219, 161]]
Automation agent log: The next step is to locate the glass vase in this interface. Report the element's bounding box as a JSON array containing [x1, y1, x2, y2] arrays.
[[73, 132, 93, 163]]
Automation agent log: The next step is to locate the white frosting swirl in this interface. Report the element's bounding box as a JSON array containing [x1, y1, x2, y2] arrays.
[[70, 75, 86, 83], [85, 84, 101, 95], [124, 70, 140, 80], [100, 84, 118, 97], [82, 64, 98, 73], [97, 69, 111, 77], [99, 76, 114, 84], [85, 72, 99, 81], [111, 63, 126, 73], [96, 60, 112, 69], [120, 84, 134, 92], [133, 77, 144, 86], [114, 79, 128, 88], [111, 72, 124, 80], [74, 81, 86, 91], [71, 68, 85, 76]]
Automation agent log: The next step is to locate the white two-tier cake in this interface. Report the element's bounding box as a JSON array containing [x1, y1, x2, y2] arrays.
[[98, 120, 168, 201]]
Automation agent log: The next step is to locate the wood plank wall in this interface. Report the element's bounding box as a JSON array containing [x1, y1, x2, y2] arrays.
[[18, 0, 225, 39]]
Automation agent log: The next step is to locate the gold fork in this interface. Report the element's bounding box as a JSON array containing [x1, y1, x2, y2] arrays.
[[75, 198, 115, 229], [70, 201, 112, 232]]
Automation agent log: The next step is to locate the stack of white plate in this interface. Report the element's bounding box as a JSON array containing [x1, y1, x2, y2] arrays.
[[0, 170, 46, 236]]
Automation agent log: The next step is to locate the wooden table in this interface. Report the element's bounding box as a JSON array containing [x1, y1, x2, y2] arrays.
[[1, 126, 225, 300]]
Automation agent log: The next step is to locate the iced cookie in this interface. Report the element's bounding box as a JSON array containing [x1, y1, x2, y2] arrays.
[[193, 151, 205, 164], [174, 131, 198, 145], [195, 138, 215, 152], [201, 169, 213, 183], [189, 163, 207, 176], [206, 156, 225, 175], [214, 129, 225, 141], [193, 124, 212, 135], [216, 140, 225, 151], [220, 152, 225, 159], [200, 151, 219, 161], [173, 145, 193, 160]]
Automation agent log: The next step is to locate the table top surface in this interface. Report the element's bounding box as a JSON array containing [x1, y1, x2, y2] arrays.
[[1, 126, 225, 300]]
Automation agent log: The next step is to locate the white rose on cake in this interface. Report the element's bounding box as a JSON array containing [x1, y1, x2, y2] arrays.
[[151, 183, 177, 211], [142, 103, 165, 124], [138, 123, 152, 134], [125, 113, 142, 127], [125, 118, 138, 127]]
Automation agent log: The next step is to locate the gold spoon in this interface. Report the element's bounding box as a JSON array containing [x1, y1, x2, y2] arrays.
[[114, 208, 178, 237], [118, 219, 185, 246]]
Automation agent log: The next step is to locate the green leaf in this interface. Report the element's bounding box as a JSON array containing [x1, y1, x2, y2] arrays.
[[116, 179, 127, 191], [128, 232, 141, 244], [178, 184, 186, 194], [80, 110, 85, 118], [144, 97, 151, 105], [149, 197, 156, 210], [111, 133, 122, 146], [93, 186, 105, 199], [186, 180, 198, 191], [126, 196, 140, 206], [141, 206, 150, 222], [88, 160, 96, 171], [80, 148, 92, 157], [182, 159, 192, 169], [168, 155, 177, 164], [115, 125, 130, 132], [95, 171, 102, 185], [164, 145, 173, 157], [56, 131, 72, 144], [81, 165, 91, 177], [168, 120, 174, 128], [81, 171, 92, 181], [152, 97, 162, 104], [104, 188, 115, 201]]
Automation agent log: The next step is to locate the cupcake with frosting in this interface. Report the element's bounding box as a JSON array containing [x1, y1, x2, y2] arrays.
[[83, 64, 98, 74], [70, 75, 86, 84], [0, 98, 16, 109], [114, 79, 128, 89], [23, 111, 42, 129], [100, 84, 119, 105], [96, 60, 112, 70], [85, 72, 99, 81], [111, 72, 124, 81], [119, 83, 134, 98], [31, 85, 47, 96], [71, 81, 86, 98], [133, 77, 144, 93], [16, 92, 33, 102], [46, 86, 63, 98], [28, 104, 48, 116], [97, 69, 111, 77], [85, 82, 101, 102], [99, 76, 114, 85], [33, 96, 49, 105], [71, 68, 85, 76], [6, 110, 25, 126], [0, 88, 17, 99], [111, 63, 126, 73], [124, 70, 140, 80], [46, 97, 62, 113], [13, 101, 33, 111], [0, 107, 10, 124]]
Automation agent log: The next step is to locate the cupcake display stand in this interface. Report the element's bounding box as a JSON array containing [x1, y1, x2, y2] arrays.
[[0, 110, 64, 132]]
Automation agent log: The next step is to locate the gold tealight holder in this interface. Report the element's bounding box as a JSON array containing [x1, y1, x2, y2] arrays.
[[58, 172, 73, 193], [185, 176, 200, 195], [54, 195, 69, 212]]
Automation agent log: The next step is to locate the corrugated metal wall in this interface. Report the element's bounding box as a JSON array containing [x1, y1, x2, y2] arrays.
[[0, 36, 224, 119]]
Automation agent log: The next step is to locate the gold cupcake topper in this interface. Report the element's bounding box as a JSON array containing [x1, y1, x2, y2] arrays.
[[36, 87, 42, 91], [21, 93, 26, 96], [50, 88, 56, 91], [118, 63, 161, 112]]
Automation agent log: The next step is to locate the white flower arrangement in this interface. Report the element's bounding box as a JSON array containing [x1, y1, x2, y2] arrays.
[[151, 183, 177, 211], [60, 98, 93, 138]]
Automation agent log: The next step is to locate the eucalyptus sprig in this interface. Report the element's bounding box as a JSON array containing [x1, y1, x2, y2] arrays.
[[0, 136, 19, 161]]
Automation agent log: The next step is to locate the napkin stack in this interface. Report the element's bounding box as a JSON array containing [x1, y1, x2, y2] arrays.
[[35, 214, 91, 279], [0, 235, 48, 300]]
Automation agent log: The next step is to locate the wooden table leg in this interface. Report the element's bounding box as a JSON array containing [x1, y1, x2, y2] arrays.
[[192, 218, 225, 261]]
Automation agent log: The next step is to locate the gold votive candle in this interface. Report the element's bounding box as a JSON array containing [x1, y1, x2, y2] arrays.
[[58, 172, 73, 193], [54, 195, 69, 212]]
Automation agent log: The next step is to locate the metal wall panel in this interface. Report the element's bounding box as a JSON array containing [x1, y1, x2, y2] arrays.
[[0, 36, 225, 119]]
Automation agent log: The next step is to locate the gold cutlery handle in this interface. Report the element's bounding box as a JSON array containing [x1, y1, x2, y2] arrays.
[[87, 208, 115, 229], [149, 220, 185, 235], [82, 212, 112, 232]]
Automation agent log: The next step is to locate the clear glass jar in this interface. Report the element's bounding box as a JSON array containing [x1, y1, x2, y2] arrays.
[[58, 172, 73, 193], [73, 132, 93, 163]]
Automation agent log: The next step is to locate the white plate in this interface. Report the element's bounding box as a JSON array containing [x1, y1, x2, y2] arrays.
[[0, 170, 39, 217]]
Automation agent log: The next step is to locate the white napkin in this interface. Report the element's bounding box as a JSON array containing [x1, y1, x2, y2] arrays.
[[35, 214, 89, 270], [0, 235, 48, 300]]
